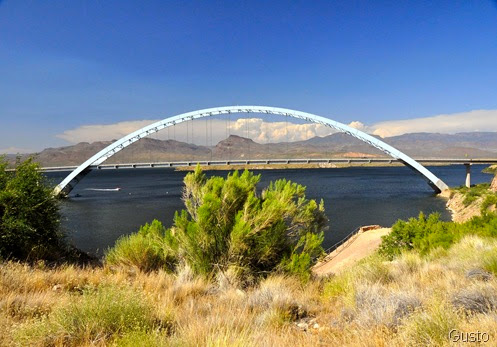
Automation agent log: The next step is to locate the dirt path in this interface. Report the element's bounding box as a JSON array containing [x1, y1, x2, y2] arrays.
[[313, 227, 391, 276]]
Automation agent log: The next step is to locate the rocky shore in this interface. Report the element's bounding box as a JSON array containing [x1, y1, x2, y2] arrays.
[[440, 171, 497, 222]]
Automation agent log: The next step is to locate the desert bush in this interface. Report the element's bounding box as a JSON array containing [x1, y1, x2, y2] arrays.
[[483, 253, 497, 277], [355, 254, 394, 284], [107, 166, 328, 280], [464, 212, 497, 238], [455, 183, 490, 206], [481, 194, 497, 214], [322, 273, 353, 299], [248, 276, 308, 324], [105, 219, 177, 272], [0, 157, 63, 260], [400, 300, 459, 346], [379, 212, 458, 259], [15, 284, 172, 346], [111, 329, 169, 347], [451, 285, 497, 314], [353, 284, 421, 328], [379, 211, 497, 259], [174, 167, 327, 278], [0, 292, 56, 320]]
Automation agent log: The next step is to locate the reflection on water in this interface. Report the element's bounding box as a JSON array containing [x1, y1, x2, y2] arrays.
[[45, 165, 493, 256]]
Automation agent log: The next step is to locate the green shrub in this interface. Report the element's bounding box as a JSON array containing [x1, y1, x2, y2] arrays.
[[105, 220, 177, 272], [112, 330, 169, 347], [483, 253, 497, 276], [15, 285, 172, 346], [379, 212, 457, 259], [322, 273, 353, 299], [172, 167, 327, 279], [401, 300, 459, 346], [0, 157, 63, 260], [455, 183, 491, 206], [379, 210, 497, 260], [482, 165, 497, 174], [107, 166, 328, 280], [481, 194, 497, 214], [464, 213, 497, 238]]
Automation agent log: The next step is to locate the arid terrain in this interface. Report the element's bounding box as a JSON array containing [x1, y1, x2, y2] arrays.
[[7, 132, 497, 167]]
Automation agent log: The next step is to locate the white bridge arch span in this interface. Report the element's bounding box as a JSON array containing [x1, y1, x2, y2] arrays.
[[54, 106, 449, 195]]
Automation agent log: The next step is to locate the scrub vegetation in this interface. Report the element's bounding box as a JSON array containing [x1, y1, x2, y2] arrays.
[[0, 157, 64, 261], [3, 232, 497, 346], [106, 166, 327, 281], [0, 157, 92, 263], [1, 160, 497, 346], [379, 211, 497, 259], [454, 183, 496, 207]]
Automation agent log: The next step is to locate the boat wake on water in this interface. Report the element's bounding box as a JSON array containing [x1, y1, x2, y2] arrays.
[[84, 188, 122, 192]]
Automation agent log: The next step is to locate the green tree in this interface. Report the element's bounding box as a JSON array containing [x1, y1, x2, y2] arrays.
[[0, 157, 62, 260]]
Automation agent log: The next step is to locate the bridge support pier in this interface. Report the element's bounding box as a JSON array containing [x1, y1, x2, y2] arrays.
[[465, 163, 472, 188]]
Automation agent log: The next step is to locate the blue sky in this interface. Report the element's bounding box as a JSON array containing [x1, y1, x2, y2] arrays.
[[1, 1, 497, 152]]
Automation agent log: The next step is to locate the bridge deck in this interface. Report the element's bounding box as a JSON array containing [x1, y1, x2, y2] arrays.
[[17, 157, 497, 172]]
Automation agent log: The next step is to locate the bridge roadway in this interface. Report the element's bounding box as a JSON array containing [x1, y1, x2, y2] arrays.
[[35, 158, 497, 172]]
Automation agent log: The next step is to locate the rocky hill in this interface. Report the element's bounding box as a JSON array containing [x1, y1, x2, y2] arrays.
[[8, 132, 497, 167]]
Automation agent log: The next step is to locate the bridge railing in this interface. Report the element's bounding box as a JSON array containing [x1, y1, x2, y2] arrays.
[[312, 226, 363, 269], [25, 157, 497, 173]]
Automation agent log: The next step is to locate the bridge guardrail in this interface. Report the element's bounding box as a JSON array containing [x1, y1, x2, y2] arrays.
[[313, 226, 363, 269]]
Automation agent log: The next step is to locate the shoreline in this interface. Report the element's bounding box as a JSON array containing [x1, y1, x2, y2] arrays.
[[439, 189, 457, 222], [313, 188, 465, 276], [174, 161, 453, 171]]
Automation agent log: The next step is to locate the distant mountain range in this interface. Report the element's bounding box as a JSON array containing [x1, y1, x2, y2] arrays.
[[7, 132, 497, 167]]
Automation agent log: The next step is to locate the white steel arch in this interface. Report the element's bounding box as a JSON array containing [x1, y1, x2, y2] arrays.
[[54, 106, 449, 195]]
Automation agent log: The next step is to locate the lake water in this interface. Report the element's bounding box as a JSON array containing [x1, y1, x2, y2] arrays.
[[45, 165, 493, 256]]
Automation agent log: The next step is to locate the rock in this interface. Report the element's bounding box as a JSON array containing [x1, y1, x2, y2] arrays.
[[52, 284, 63, 292], [312, 323, 320, 329], [490, 175, 497, 192], [297, 322, 308, 330], [466, 269, 493, 282]]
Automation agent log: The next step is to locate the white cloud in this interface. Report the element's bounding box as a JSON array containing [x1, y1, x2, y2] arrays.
[[56, 120, 159, 143], [348, 121, 370, 132], [55, 109, 497, 146], [0, 147, 33, 154], [368, 109, 497, 138], [56, 118, 335, 145]]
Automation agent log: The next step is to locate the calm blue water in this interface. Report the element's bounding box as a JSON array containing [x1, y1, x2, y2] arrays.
[[45, 165, 493, 256]]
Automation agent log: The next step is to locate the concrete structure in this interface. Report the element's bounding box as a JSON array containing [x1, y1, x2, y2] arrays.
[[38, 158, 497, 173], [465, 163, 472, 188], [54, 106, 450, 195]]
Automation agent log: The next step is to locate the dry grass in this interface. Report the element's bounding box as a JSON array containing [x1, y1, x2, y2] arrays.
[[2, 234, 497, 346]]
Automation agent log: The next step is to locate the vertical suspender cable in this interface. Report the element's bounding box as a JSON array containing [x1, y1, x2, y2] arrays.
[[228, 113, 231, 161], [247, 118, 250, 160], [191, 117, 194, 162], [167, 125, 170, 163], [286, 114, 289, 158]]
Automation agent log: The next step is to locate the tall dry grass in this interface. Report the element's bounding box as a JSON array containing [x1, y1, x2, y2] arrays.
[[1, 234, 497, 346]]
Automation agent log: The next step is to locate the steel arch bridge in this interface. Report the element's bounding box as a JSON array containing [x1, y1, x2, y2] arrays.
[[54, 106, 449, 195]]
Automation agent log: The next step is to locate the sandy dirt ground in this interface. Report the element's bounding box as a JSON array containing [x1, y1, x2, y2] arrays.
[[313, 228, 391, 276]]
